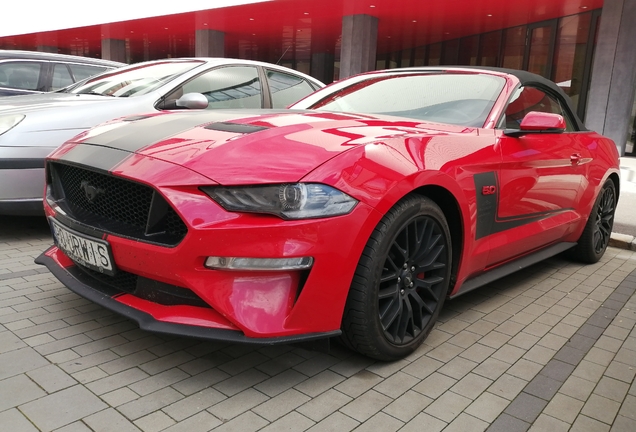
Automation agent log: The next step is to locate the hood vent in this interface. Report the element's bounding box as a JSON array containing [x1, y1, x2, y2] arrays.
[[204, 122, 269, 134]]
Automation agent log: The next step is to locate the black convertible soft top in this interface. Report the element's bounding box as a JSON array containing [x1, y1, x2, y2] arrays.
[[379, 66, 587, 131]]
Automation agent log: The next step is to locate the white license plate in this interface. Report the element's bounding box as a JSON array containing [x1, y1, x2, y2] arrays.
[[50, 218, 115, 276]]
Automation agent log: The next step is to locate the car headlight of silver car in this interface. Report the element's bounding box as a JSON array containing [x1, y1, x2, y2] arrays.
[[202, 183, 358, 219], [0, 114, 25, 136]]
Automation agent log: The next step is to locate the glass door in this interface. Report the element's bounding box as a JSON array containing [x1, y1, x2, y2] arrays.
[[523, 20, 557, 78]]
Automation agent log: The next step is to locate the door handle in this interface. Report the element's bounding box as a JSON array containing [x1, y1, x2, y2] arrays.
[[570, 153, 581, 165]]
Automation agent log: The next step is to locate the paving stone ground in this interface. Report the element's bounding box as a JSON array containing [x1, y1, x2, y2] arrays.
[[1, 215, 635, 432]]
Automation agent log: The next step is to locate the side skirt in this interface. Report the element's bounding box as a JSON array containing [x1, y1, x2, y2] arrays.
[[451, 242, 576, 298]]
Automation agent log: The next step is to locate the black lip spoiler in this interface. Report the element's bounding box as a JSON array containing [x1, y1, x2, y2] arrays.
[[35, 247, 340, 345]]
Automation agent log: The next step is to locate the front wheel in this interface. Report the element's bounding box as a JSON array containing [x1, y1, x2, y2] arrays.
[[570, 179, 616, 263], [341, 195, 452, 361]]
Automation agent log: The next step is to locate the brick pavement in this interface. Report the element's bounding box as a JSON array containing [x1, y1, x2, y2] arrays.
[[1, 215, 635, 432]]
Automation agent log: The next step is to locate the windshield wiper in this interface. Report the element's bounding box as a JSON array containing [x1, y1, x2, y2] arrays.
[[77, 91, 116, 97]]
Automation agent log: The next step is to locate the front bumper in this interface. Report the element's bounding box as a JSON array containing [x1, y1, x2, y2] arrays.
[[0, 145, 55, 215], [40, 150, 381, 341], [36, 247, 341, 344]]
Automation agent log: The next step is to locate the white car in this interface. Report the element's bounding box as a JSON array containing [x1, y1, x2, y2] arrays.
[[0, 58, 324, 215]]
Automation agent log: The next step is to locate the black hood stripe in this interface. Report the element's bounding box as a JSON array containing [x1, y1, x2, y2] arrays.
[[84, 111, 253, 153], [53, 144, 132, 173]]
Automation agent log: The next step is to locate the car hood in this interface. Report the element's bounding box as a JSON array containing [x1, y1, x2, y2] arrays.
[[71, 109, 472, 185], [0, 92, 118, 114], [0, 93, 153, 144]]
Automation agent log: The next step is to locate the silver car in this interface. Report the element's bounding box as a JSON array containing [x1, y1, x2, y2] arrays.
[[0, 58, 324, 215], [0, 50, 124, 97]]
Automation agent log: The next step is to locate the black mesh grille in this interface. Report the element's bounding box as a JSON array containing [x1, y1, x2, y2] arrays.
[[57, 163, 153, 228], [49, 162, 187, 246]]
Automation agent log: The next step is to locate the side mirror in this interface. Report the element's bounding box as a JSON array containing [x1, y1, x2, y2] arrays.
[[505, 111, 566, 137], [175, 93, 209, 109]]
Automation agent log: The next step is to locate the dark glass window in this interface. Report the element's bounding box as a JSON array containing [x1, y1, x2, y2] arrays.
[[0, 61, 41, 90], [441, 39, 459, 65], [527, 24, 555, 78], [266, 69, 315, 108], [401, 49, 412, 67], [479, 31, 502, 66], [502, 26, 527, 70], [413, 46, 426, 66], [459, 35, 479, 66], [52, 64, 73, 90], [427, 43, 442, 66], [552, 13, 592, 113], [69, 64, 108, 82]]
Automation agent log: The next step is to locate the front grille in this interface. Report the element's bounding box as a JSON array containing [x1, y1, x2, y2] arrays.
[[48, 162, 187, 246]]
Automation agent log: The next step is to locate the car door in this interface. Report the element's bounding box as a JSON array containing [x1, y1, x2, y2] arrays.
[[486, 85, 589, 266]]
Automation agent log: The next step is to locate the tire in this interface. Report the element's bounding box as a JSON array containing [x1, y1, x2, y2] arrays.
[[570, 179, 616, 264], [341, 195, 452, 361]]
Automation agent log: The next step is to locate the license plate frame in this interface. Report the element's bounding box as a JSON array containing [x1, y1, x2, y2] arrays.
[[49, 218, 116, 276]]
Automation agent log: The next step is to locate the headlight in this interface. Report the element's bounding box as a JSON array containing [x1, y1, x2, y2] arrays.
[[201, 183, 358, 219], [0, 114, 25, 136]]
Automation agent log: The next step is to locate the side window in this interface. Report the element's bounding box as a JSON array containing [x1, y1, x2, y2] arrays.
[[165, 66, 262, 109], [0, 61, 42, 91], [52, 64, 74, 90], [69, 64, 108, 82], [502, 86, 575, 131], [266, 69, 315, 108]]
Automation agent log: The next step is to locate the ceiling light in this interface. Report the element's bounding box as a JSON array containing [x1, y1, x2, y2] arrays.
[[487, 14, 493, 17], [370, 5, 376, 7], [412, 20, 417, 23], [580, 6, 588, 9]]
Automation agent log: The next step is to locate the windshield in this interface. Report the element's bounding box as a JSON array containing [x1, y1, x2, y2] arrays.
[[292, 72, 506, 127], [70, 60, 204, 97]]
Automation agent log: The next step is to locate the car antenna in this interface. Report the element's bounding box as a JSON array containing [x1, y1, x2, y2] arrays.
[[276, 46, 291, 65]]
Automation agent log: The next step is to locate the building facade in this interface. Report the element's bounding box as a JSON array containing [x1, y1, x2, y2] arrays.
[[1, 0, 635, 154]]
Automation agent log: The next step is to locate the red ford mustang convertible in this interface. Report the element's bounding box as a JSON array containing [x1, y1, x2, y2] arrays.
[[37, 67, 620, 360]]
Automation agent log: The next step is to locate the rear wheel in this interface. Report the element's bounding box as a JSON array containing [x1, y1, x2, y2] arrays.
[[570, 179, 616, 263], [341, 195, 452, 361]]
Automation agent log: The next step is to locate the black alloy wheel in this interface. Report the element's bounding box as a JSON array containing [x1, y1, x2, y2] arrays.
[[341, 195, 452, 361], [378, 215, 448, 345], [571, 179, 616, 263], [592, 184, 615, 254]]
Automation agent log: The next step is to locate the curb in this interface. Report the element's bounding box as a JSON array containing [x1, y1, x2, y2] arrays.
[[620, 166, 636, 183], [609, 232, 636, 251]]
